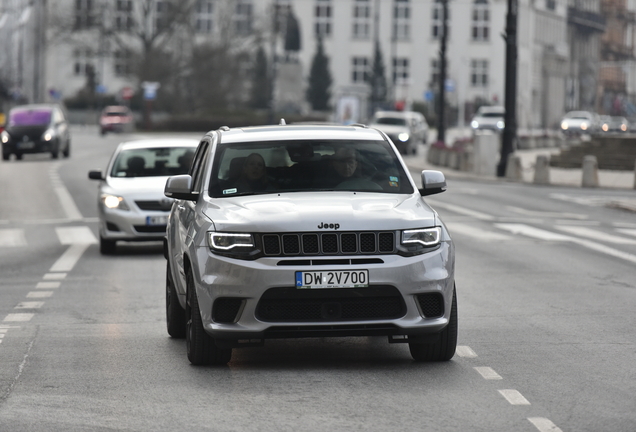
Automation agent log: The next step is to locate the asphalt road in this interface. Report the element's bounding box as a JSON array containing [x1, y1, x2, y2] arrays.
[[0, 126, 635, 431]]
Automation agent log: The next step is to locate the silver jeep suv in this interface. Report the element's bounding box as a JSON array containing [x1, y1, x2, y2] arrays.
[[163, 123, 457, 365]]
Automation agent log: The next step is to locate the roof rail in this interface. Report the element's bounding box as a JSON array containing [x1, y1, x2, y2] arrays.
[[279, 118, 287, 125], [218, 126, 230, 131], [350, 123, 368, 128]]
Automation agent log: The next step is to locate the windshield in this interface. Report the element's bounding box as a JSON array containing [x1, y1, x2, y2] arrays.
[[9, 109, 52, 127], [209, 139, 414, 197], [480, 112, 504, 118], [374, 117, 407, 126], [110, 147, 196, 178]]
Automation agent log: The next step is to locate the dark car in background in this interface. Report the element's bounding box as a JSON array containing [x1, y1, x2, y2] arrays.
[[1, 104, 71, 160], [99, 105, 134, 135]]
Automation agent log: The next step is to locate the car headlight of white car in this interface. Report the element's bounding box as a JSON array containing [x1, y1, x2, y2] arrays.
[[402, 227, 441, 247], [207, 232, 259, 259], [101, 194, 130, 210], [561, 121, 568, 130], [496, 121, 505, 129], [471, 120, 479, 129], [398, 132, 410, 142]]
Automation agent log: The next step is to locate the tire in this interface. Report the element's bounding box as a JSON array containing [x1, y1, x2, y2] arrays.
[[15, 153, 23, 160], [100, 128, 106, 136], [185, 269, 232, 365], [409, 285, 458, 362], [63, 141, 70, 158], [99, 236, 117, 255], [2, 153, 9, 161], [166, 262, 186, 338]]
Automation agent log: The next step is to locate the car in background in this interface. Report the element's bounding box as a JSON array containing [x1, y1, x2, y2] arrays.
[[1, 104, 71, 160], [99, 105, 134, 135], [600, 115, 629, 133], [368, 110, 427, 155], [470, 105, 505, 133], [88, 138, 198, 254], [163, 123, 456, 365], [560, 111, 600, 136]]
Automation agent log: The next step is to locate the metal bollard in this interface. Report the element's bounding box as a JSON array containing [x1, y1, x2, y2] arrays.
[[505, 154, 523, 181], [582, 155, 599, 188], [533, 154, 551, 185]]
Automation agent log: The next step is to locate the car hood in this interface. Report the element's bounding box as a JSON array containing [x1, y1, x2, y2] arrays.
[[105, 176, 169, 195], [473, 116, 503, 126], [369, 124, 410, 135], [6, 125, 48, 137], [204, 192, 437, 232]]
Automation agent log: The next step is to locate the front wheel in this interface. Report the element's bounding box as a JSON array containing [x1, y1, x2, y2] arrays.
[[166, 262, 186, 338], [186, 269, 232, 365], [409, 285, 458, 362], [99, 236, 116, 255]]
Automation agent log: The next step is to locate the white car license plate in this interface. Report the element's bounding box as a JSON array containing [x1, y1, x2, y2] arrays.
[[146, 216, 168, 226], [295, 270, 369, 289]]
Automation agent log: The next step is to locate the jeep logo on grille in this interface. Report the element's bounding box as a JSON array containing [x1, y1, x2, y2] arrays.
[[317, 222, 340, 230]]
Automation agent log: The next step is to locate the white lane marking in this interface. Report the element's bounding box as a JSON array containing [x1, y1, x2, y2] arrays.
[[43, 273, 67, 280], [50, 164, 84, 220], [0, 334, 4, 338], [0, 328, 8, 333], [613, 222, 636, 228], [555, 220, 600, 226], [495, 224, 572, 241], [495, 218, 545, 224], [571, 238, 636, 265], [456, 345, 478, 358], [3, 313, 34, 322], [27, 291, 53, 298], [555, 225, 636, 245], [474, 367, 502, 380], [617, 228, 636, 238], [15, 302, 45, 309], [528, 417, 563, 432], [498, 389, 531, 405], [55, 226, 97, 245], [426, 199, 495, 221], [36, 281, 61, 289], [445, 223, 512, 241], [50, 243, 90, 272], [0, 229, 27, 247], [505, 206, 588, 220]]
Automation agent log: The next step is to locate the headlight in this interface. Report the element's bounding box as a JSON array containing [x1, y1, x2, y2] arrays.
[[208, 232, 254, 251], [43, 128, 55, 141], [602, 124, 609, 132], [398, 132, 410, 142], [1, 131, 9, 143], [471, 120, 479, 129], [101, 194, 130, 210], [621, 124, 627, 131], [496, 121, 505, 129], [561, 122, 568, 130], [580, 122, 588, 131], [402, 227, 441, 247]]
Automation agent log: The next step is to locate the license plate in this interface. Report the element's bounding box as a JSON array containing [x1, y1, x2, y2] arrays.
[[18, 141, 35, 149], [146, 216, 168, 226], [295, 270, 369, 289]]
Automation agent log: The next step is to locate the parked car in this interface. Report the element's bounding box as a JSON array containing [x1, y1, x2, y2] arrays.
[[88, 138, 198, 254], [600, 115, 629, 133], [470, 105, 505, 133], [368, 110, 427, 155], [1, 104, 71, 160], [99, 105, 134, 135], [163, 123, 457, 365], [560, 111, 600, 136]]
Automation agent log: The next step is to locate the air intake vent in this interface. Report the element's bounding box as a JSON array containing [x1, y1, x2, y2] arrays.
[[416, 293, 444, 318]]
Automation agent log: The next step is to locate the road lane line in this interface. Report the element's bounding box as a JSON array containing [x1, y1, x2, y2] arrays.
[[426, 199, 496, 221], [495, 224, 572, 241], [3, 313, 34, 322], [0, 229, 27, 247], [555, 225, 636, 245], [27, 291, 53, 298], [15, 302, 45, 309], [528, 417, 563, 432], [49, 243, 90, 272], [617, 228, 636, 238], [55, 226, 97, 245], [506, 206, 588, 220], [456, 345, 477, 358], [36, 281, 61, 289], [50, 164, 84, 221], [445, 223, 512, 241], [474, 367, 502, 380], [43, 273, 67, 280], [498, 389, 531, 405]]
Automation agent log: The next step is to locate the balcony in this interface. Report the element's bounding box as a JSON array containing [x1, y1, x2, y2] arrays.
[[567, 7, 606, 33]]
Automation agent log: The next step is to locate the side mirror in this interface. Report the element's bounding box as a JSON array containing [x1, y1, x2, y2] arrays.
[[165, 174, 198, 201], [419, 170, 447, 196], [88, 170, 104, 180]]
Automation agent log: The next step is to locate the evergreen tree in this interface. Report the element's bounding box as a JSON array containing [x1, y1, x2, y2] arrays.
[[369, 40, 387, 109], [250, 46, 270, 109], [306, 37, 332, 111]]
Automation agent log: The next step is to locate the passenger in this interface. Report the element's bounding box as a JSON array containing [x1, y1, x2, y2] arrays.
[[318, 147, 382, 191], [236, 153, 274, 192]]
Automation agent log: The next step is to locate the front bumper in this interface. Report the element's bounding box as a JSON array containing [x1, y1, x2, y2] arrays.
[[190, 241, 455, 341], [3, 139, 56, 154], [99, 206, 169, 242]]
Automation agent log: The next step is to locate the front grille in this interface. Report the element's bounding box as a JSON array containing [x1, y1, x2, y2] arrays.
[[213, 298, 244, 323], [133, 225, 166, 233], [255, 286, 406, 322], [261, 231, 396, 256], [416, 293, 444, 318], [135, 200, 173, 211]]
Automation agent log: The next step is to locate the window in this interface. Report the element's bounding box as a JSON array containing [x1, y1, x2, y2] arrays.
[[352, 0, 371, 39], [393, 0, 410, 41], [352, 57, 369, 83], [431, 0, 450, 40], [315, 0, 332, 37], [115, 0, 134, 32], [234, 0, 253, 36], [155, 1, 172, 32], [73, 48, 94, 76], [114, 50, 133, 76], [546, 0, 556, 10], [393, 57, 409, 84], [195, 0, 214, 34], [471, 0, 489, 41], [74, 0, 95, 30], [470, 59, 488, 87]]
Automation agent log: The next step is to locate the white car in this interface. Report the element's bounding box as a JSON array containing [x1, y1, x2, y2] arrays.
[[88, 138, 198, 254], [470, 105, 505, 132], [368, 110, 428, 155], [560, 111, 600, 136], [163, 123, 457, 365]]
